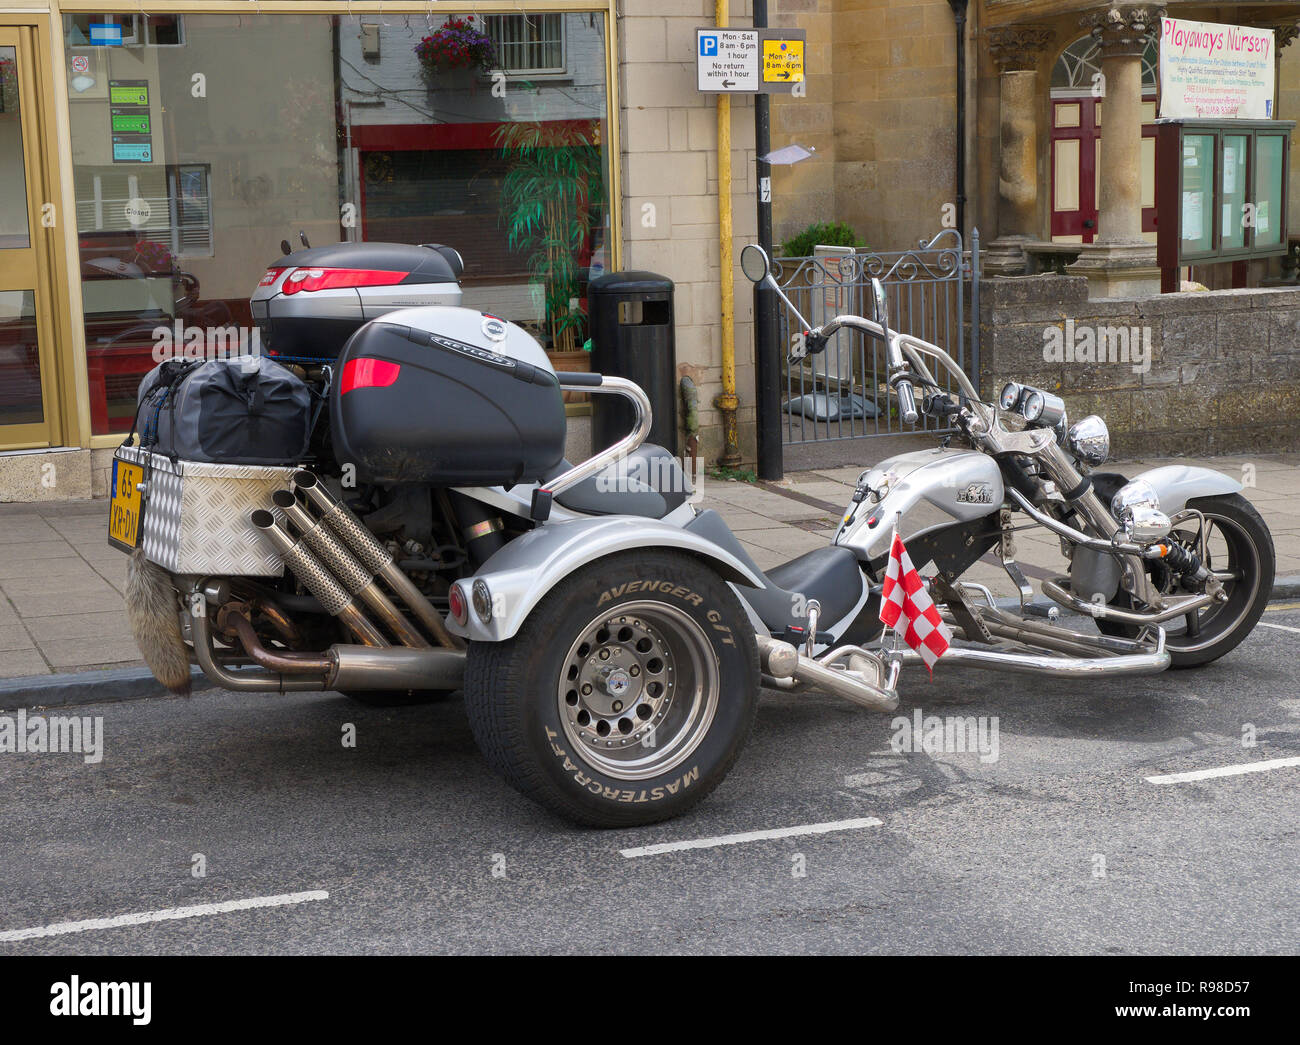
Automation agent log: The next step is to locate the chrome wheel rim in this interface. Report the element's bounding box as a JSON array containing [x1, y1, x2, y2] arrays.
[[556, 600, 719, 781], [1160, 511, 1262, 653]]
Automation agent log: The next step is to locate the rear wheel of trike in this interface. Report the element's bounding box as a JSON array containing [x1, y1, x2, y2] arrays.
[[463, 550, 759, 827]]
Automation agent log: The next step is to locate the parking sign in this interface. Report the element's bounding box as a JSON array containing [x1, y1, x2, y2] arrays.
[[695, 28, 759, 93]]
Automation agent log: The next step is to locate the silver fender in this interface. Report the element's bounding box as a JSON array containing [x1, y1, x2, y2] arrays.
[[447, 515, 767, 642], [1126, 464, 1242, 515]]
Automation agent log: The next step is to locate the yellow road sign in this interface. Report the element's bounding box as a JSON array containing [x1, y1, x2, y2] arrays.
[[762, 38, 804, 84]]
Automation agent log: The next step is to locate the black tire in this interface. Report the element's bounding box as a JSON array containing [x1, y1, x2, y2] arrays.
[[1099, 493, 1274, 668], [463, 550, 759, 827], [341, 689, 455, 707]]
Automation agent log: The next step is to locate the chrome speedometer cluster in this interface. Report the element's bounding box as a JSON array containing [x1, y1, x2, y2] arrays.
[[999, 382, 1066, 428]]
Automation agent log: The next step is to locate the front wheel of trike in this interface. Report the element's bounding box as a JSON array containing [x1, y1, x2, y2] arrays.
[[1099, 493, 1275, 668], [463, 550, 760, 827]]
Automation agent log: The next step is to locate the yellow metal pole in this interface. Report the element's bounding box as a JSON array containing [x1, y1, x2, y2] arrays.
[[714, 0, 741, 466]]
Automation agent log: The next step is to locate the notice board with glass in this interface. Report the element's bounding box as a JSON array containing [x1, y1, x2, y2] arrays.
[[1156, 119, 1294, 288]]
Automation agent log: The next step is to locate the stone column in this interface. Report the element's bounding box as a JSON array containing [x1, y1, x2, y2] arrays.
[[1067, 5, 1164, 297], [983, 25, 1053, 275], [1266, 20, 1300, 113], [1266, 22, 1300, 281]]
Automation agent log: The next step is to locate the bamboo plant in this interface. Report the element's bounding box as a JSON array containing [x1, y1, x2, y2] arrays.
[[494, 121, 603, 352]]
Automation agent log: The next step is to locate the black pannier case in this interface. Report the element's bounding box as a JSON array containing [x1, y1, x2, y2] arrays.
[[331, 321, 566, 486]]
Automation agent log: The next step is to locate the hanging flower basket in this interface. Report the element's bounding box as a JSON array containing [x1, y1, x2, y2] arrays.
[[415, 17, 497, 84]]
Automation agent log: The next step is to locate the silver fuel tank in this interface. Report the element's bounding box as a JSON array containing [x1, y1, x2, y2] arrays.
[[835, 447, 1004, 561]]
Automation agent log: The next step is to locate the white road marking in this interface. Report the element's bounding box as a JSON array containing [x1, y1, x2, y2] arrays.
[[0, 889, 329, 943], [1145, 757, 1300, 786], [1257, 621, 1300, 635], [620, 817, 883, 858]]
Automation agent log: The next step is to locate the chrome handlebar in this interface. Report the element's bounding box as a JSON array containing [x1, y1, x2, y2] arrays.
[[794, 278, 921, 425]]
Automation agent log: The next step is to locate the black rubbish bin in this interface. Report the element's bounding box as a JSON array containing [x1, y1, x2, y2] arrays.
[[588, 271, 676, 453]]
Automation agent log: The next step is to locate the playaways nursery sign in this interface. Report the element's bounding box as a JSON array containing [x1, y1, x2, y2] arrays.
[[1159, 17, 1275, 120]]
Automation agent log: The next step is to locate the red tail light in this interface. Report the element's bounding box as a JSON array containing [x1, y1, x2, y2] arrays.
[[258, 266, 287, 287], [280, 267, 409, 295], [448, 583, 469, 627], [340, 357, 401, 395]]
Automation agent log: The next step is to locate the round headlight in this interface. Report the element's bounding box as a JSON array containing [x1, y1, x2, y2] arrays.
[[1067, 414, 1110, 465], [1111, 479, 1160, 520], [1124, 504, 1173, 544]]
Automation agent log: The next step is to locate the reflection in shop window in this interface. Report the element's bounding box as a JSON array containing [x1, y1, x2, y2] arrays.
[[485, 14, 566, 75], [68, 11, 610, 435], [169, 164, 212, 257], [63, 15, 185, 48]]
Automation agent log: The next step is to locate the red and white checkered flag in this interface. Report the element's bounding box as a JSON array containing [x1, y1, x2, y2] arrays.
[[879, 527, 952, 674]]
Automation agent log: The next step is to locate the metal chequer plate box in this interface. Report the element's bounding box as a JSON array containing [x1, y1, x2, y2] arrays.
[[116, 445, 293, 577]]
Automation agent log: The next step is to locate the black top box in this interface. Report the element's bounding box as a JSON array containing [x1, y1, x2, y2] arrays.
[[330, 318, 566, 487]]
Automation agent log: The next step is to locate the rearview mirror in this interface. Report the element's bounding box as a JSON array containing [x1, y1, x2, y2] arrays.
[[741, 243, 770, 283], [870, 277, 890, 330]]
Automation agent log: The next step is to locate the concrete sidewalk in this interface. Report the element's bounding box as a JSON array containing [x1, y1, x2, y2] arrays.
[[0, 452, 1296, 686]]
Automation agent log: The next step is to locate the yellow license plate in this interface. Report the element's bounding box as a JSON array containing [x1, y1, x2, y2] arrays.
[[107, 457, 145, 552]]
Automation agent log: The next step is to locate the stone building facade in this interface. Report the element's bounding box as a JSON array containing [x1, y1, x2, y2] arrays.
[[769, 1, 1300, 274]]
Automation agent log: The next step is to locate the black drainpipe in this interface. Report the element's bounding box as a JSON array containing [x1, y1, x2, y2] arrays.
[[947, 0, 969, 239]]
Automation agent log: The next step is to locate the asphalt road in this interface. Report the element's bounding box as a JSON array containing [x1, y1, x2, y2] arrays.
[[1, 605, 1298, 956]]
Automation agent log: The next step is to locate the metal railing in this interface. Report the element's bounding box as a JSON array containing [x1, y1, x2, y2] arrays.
[[774, 228, 980, 445]]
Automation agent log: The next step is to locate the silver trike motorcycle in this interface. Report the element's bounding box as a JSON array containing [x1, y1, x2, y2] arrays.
[[114, 242, 1273, 827]]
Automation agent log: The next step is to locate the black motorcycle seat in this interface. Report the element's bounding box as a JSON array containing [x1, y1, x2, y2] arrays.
[[550, 444, 690, 520], [766, 546, 864, 624], [684, 509, 866, 633]]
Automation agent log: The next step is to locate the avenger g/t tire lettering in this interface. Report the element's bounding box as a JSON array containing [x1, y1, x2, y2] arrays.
[[463, 550, 759, 827]]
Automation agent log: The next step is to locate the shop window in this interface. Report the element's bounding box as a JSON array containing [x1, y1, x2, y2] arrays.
[[361, 149, 523, 278], [63, 15, 185, 48], [485, 14, 566, 75], [72, 164, 209, 255], [69, 11, 610, 435]]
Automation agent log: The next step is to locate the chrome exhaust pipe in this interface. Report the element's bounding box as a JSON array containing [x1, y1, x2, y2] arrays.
[[330, 645, 464, 691], [200, 600, 465, 693], [191, 596, 330, 693], [894, 627, 1170, 677], [756, 634, 900, 713], [292, 471, 460, 649], [272, 490, 430, 650], [1041, 576, 1214, 626], [250, 509, 388, 648], [941, 610, 1126, 659]]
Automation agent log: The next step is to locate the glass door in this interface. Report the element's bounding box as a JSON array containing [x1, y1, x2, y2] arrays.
[[0, 28, 59, 448]]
